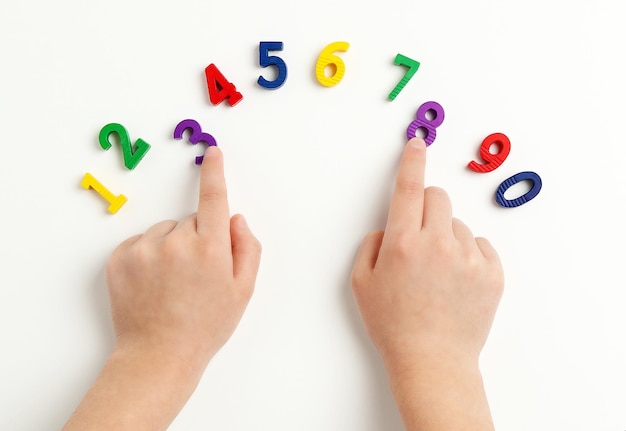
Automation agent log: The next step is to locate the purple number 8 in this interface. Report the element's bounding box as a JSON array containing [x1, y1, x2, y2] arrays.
[[406, 101, 445, 146]]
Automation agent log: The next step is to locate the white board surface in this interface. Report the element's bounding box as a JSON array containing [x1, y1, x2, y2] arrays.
[[1, 1, 625, 429]]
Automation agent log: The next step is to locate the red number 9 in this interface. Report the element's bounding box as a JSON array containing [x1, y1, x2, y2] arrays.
[[467, 133, 511, 173]]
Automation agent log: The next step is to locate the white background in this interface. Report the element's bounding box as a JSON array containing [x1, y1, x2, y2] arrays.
[[1, 0, 625, 430]]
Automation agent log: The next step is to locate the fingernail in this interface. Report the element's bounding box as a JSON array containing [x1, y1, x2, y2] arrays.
[[205, 145, 219, 157], [236, 215, 248, 229], [409, 138, 426, 149]]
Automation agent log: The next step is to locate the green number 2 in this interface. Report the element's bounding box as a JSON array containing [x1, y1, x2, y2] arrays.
[[99, 123, 151, 170]]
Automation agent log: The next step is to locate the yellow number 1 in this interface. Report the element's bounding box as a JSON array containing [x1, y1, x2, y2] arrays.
[[81, 172, 128, 214]]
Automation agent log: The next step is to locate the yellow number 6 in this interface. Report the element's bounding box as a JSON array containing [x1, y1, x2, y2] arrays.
[[315, 41, 350, 87]]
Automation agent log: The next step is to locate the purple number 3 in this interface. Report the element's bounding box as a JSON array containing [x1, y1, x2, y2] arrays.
[[173, 119, 217, 165]]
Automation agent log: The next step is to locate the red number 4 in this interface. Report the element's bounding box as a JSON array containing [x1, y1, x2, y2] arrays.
[[205, 63, 243, 106]]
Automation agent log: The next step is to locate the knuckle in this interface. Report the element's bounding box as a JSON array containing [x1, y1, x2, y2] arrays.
[[426, 233, 456, 260], [199, 187, 226, 203], [452, 217, 468, 231], [107, 240, 136, 272], [130, 242, 155, 267], [424, 186, 449, 202], [155, 219, 177, 229], [438, 243, 456, 262], [105, 252, 121, 275], [464, 251, 483, 273], [195, 241, 227, 264], [389, 233, 416, 262], [160, 237, 188, 261], [396, 175, 423, 196]]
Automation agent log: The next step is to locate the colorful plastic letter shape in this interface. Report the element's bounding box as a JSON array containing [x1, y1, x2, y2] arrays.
[[258, 41, 287, 89], [468, 133, 511, 173], [205, 63, 243, 106], [315, 41, 350, 87], [99, 123, 151, 170], [173, 119, 217, 165], [495, 171, 542, 207], [388, 53, 420, 100], [406, 101, 445, 146], [81, 173, 127, 214]]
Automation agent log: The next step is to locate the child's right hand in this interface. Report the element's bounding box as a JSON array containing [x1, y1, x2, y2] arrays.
[[350, 138, 504, 430]]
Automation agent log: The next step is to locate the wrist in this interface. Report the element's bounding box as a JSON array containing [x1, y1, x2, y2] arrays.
[[378, 335, 480, 379], [63, 342, 209, 430], [111, 341, 209, 388], [385, 350, 482, 391], [381, 347, 493, 431]]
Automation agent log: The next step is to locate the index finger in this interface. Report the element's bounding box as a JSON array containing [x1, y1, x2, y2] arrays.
[[384, 138, 427, 239], [197, 146, 231, 239]]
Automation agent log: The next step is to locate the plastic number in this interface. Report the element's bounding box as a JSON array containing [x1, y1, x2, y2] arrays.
[[406, 101, 445, 146], [81, 172, 127, 214], [205, 63, 243, 106], [495, 171, 542, 207], [258, 41, 287, 89], [388, 54, 420, 100], [173, 119, 217, 165], [468, 133, 511, 173], [315, 41, 350, 87], [99, 123, 151, 170]]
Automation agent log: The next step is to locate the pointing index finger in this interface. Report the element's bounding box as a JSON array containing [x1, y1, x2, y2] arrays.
[[384, 138, 427, 238], [197, 146, 231, 239]]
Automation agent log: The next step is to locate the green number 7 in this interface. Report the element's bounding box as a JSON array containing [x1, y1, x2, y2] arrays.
[[388, 53, 420, 100]]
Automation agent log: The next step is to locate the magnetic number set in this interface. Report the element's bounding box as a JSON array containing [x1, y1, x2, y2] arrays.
[[81, 41, 542, 214]]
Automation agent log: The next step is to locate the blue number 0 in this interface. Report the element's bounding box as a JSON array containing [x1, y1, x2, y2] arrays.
[[495, 171, 542, 207]]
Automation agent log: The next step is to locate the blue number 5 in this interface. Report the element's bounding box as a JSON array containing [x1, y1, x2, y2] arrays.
[[258, 41, 287, 89]]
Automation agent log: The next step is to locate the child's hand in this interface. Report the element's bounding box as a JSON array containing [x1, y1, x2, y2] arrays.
[[64, 146, 261, 430], [106, 145, 262, 372], [351, 138, 503, 430]]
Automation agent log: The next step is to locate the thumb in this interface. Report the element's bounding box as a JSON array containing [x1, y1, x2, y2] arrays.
[[230, 214, 262, 291], [351, 230, 384, 289]]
